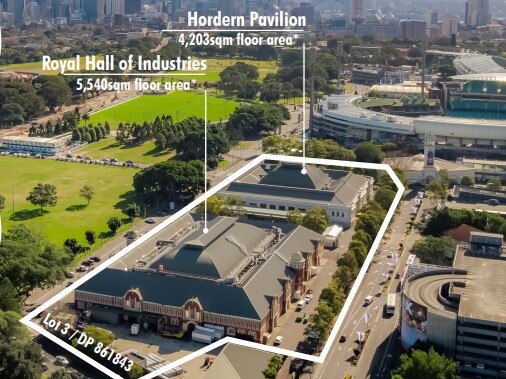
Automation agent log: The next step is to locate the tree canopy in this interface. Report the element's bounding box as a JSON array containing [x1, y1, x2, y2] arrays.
[[133, 160, 205, 205], [226, 104, 289, 140], [26, 183, 58, 211], [412, 236, 457, 266], [301, 207, 330, 234], [0, 225, 67, 297], [393, 347, 457, 379]]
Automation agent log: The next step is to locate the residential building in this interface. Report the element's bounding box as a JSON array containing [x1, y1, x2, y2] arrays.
[[401, 20, 426, 40]]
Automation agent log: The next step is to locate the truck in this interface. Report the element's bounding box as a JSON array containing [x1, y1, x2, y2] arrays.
[[385, 293, 396, 315], [192, 326, 215, 344]]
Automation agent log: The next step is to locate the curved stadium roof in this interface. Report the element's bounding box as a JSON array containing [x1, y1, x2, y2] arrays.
[[453, 51, 506, 75]]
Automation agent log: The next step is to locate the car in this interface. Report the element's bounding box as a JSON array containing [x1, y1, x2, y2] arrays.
[[304, 293, 313, 303], [464, 362, 472, 367], [339, 335, 347, 343], [156, 210, 167, 216], [145, 217, 156, 224], [41, 362, 48, 371], [66, 281, 74, 287], [395, 272, 400, 279], [82, 259, 94, 266], [488, 199, 500, 206], [387, 252, 394, 258], [76, 265, 88, 272], [126, 160, 133, 164], [55, 356, 69, 366], [308, 331, 317, 339], [273, 336, 283, 345], [90, 256, 101, 262], [476, 363, 485, 369], [77, 321, 87, 330], [65, 271, 75, 278]]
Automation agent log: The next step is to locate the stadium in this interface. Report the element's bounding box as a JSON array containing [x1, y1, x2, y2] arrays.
[[314, 51, 506, 155]]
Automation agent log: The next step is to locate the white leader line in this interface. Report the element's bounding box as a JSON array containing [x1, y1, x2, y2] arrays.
[[20, 154, 404, 379]]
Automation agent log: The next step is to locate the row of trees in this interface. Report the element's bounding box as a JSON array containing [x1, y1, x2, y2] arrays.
[[71, 123, 111, 143], [422, 207, 506, 238], [305, 185, 393, 345]]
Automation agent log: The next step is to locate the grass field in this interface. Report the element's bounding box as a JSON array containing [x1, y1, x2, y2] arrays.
[[160, 57, 278, 83], [0, 157, 138, 248], [87, 92, 238, 128], [1, 57, 278, 81], [0, 55, 91, 75], [76, 137, 175, 165]]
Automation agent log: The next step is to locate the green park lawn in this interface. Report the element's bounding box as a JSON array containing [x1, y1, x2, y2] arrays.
[[0, 55, 90, 75], [87, 91, 238, 128], [0, 156, 138, 249], [160, 57, 278, 83], [76, 137, 175, 165]]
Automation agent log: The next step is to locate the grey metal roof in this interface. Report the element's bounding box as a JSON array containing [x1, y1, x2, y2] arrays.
[[204, 344, 273, 379], [77, 268, 262, 319], [150, 217, 268, 279], [259, 163, 330, 189], [221, 162, 370, 208], [274, 225, 322, 263]]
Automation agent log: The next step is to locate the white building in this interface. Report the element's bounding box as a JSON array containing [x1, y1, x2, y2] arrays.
[[219, 162, 374, 228], [1, 135, 68, 156]]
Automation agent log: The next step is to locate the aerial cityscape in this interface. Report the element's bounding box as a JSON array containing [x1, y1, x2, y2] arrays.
[[0, 0, 505, 379]]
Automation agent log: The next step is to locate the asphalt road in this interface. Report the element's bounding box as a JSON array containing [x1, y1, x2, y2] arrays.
[[314, 191, 432, 379]]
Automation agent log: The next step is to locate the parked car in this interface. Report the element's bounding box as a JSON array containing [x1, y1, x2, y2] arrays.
[[304, 293, 313, 303], [55, 356, 69, 366], [273, 336, 283, 345], [82, 260, 94, 266], [41, 362, 48, 371], [476, 363, 485, 369], [145, 218, 156, 224], [65, 271, 75, 278], [90, 256, 101, 262], [339, 335, 347, 343], [76, 265, 88, 272]]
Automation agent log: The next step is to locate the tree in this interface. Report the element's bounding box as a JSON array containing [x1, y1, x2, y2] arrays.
[[302, 208, 330, 234], [226, 104, 289, 140], [287, 209, 303, 224], [374, 187, 397, 210], [35, 76, 72, 112], [333, 266, 354, 294], [426, 179, 447, 208], [49, 369, 73, 379], [354, 141, 385, 163], [107, 217, 121, 234], [79, 185, 95, 205], [487, 177, 502, 190], [460, 175, 474, 186], [26, 183, 57, 211], [262, 355, 283, 379], [0, 225, 67, 296], [127, 363, 146, 379], [393, 347, 457, 379], [133, 160, 204, 206], [125, 203, 141, 222], [0, 194, 5, 211], [319, 284, 345, 314], [85, 230, 96, 247], [412, 236, 457, 266], [63, 238, 82, 255], [221, 195, 246, 216], [0, 278, 21, 312]]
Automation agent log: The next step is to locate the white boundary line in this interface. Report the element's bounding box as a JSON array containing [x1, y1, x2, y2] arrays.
[[20, 154, 404, 379], [163, 29, 304, 32]]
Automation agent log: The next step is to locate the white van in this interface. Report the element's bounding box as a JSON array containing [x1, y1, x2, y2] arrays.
[[364, 295, 374, 306], [296, 300, 306, 311]]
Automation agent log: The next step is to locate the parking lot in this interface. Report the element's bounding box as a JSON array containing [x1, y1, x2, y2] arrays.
[[268, 226, 356, 354]]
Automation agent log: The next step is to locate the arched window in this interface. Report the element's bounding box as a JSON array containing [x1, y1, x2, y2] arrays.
[[227, 327, 235, 336], [170, 317, 179, 326], [238, 329, 246, 335]]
